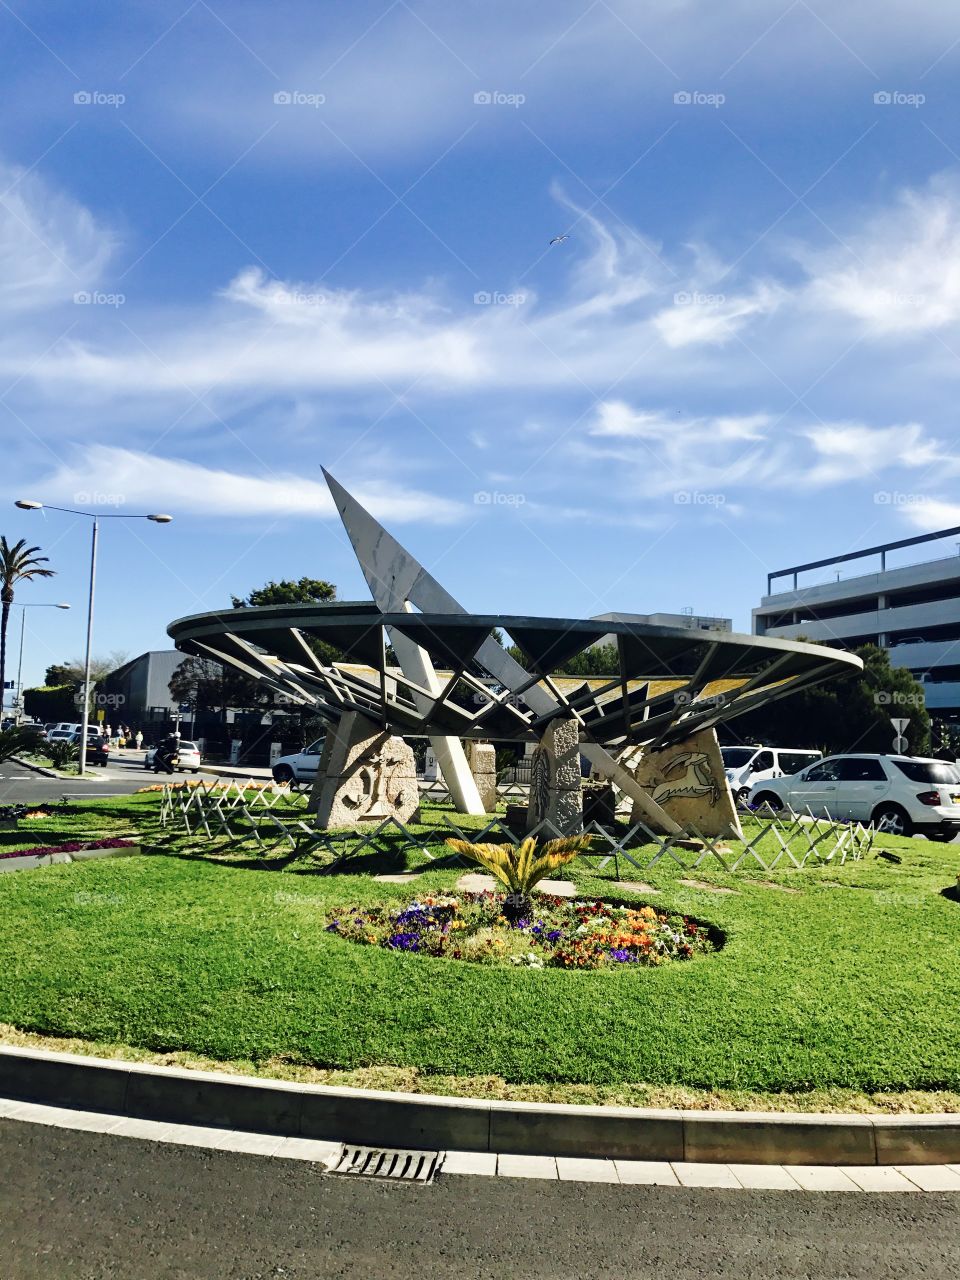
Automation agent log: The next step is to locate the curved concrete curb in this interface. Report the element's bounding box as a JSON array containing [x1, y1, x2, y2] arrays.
[[1, 1045, 958, 1166], [10, 756, 59, 779]]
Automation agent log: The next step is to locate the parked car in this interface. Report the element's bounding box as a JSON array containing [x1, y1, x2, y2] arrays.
[[271, 737, 327, 784], [721, 745, 822, 802], [142, 740, 202, 773], [747, 754, 960, 839], [47, 722, 82, 740], [80, 738, 110, 768], [47, 727, 83, 745]]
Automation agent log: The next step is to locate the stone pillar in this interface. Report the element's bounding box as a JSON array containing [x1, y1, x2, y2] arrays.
[[309, 711, 419, 827], [526, 717, 583, 835], [467, 741, 497, 812], [629, 727, 741, 838]]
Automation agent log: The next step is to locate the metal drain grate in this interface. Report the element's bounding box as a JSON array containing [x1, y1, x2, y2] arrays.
[[327, 1145, 443, 1183]]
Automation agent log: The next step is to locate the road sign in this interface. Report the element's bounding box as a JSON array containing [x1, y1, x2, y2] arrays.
[[890, 717, 910, 734]]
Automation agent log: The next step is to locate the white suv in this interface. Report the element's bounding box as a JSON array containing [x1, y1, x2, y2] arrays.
[[721, 745, 822, 802], [747, 754, 960, 840], [271, 737, 327, 785]]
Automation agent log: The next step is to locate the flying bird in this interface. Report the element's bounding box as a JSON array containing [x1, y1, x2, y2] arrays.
[[549, 234, 569, 245]]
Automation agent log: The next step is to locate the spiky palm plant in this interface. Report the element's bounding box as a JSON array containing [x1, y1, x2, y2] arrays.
[[0, 725, 41, 764], [0, 538, 55, 721], [445, 834, 593, 922], [43, 739, 79, 770]]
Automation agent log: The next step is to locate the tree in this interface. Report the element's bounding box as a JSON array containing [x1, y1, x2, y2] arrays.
[[23, 685, 78, 723], [62, 652, 129, 684], [725, 643, 931, 757], [232, 577, 341, 667], [169, 655, 265, 716], [44, 663, 74, 687], [231, 578, 336, 609], [0, 538, 55, 715], [502, 641, 620, 677]]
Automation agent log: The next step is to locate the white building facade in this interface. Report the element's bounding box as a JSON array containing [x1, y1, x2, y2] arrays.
[[752, 526, 960, 717]]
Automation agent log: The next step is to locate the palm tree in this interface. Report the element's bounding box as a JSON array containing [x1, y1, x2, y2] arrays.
[[0, 538, 55, 720]]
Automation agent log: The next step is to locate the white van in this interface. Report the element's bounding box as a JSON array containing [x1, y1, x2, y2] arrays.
[[720, 745, 822, 801]]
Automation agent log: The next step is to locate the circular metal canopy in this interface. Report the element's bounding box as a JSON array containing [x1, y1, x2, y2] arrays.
[[168, 602, 862, 750]]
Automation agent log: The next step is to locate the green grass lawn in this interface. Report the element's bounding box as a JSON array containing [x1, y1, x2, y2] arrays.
[[0, 791, 958, 1107]]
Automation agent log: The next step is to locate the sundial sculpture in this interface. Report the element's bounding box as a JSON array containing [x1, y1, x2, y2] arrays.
[[168, 470, 862, 836]]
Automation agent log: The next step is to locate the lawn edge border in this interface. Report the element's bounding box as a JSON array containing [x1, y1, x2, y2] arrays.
[[1, 1044, 958, 1165], [9, 756, 58, 779]]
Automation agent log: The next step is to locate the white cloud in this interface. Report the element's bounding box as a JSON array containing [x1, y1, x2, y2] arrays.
[[105, 1, 960, 163], [31, 445, 468, 523], [801, 178, 960, 335], [802, 421, 946, 484], [579, 401, 960, 502], [0, 165, 114, 313], [653, 284, 781, 348], [898, 498, 960, 530]]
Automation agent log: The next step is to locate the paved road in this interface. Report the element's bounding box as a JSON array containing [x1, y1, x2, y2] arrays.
[[0, 756, 224, 803], [0, 1122, 957, 1279]]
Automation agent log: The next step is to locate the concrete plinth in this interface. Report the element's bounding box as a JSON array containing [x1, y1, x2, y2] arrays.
[[526, 717, 583, 835], [467, 742, 497, 813], [629, 728, 741, 837], [309, 711, 419, 827]]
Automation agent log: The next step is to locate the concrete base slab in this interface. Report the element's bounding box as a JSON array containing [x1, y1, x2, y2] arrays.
[[372, 874, 420, 884], [442, 1151, 498, 1176], [158, 1123, 235, 1149], [455, 874, 576, 898], [679, 879, 736, 894], [109, 1117, 175, 1141], [785, 1166, 860, 1191], [497, 1154, 558, 1179], [218, 1131, 287, 1157], [6, 1103, 121, 1133], [613, 1160, 679, 1185], [898, 1165, 960, 1191], [274, 1137, 341, 1163], [672, 1162, 741, 1189], [728, 1164, 801, 1190], [844, 1166, 922, 1192], [556, 1157, 619, 1183]]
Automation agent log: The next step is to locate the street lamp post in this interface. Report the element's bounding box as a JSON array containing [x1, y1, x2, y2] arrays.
[[14, 602, 71, 723], [14, 502, 172, 773]]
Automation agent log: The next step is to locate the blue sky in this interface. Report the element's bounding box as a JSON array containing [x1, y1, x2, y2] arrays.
[[4, 0, 960, 694]]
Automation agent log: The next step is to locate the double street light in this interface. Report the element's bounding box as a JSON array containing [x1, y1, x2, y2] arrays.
[[13, 602, 72, 724], [14, 501, 172, 774]]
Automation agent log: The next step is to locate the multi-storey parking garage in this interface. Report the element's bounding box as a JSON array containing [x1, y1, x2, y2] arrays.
[[753, 525, 960, 719]]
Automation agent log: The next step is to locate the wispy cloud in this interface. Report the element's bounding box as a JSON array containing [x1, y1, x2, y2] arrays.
[[800, 176, 960, 335], [30, 445, 468, 523]]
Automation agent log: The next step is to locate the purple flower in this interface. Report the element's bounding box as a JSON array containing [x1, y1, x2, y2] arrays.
[[387, 932, 420, 951], [546, 929, 562, 942], [0, 837, 136, 862]]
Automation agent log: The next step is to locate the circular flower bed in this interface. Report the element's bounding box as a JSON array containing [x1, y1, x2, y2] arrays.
[[325, 892, 715, 970]]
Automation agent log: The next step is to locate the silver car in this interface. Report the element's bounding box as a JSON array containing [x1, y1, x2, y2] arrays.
[[748, 754, 960, 840]]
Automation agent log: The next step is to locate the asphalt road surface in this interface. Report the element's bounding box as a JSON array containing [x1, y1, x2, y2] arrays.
[[0, 1122, 958, 1280], [0, 756, 224, 804]]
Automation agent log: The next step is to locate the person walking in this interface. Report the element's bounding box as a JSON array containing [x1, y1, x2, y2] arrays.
[[134, 728, 143, 751]]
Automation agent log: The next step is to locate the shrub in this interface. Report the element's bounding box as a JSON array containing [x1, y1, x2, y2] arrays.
[[445, 834, 593, 921], [42, 740, 79, 769]]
